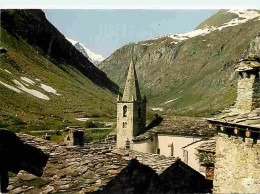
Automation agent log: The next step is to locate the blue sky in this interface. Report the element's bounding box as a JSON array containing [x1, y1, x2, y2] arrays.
[[4, 0, 258, 57], [44, 10, 218, 57]]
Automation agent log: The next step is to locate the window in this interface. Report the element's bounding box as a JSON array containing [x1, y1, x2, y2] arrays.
[[123, 105, 127, 117], [138, 107, 141, 118], [156, 148, 160, 155], [125, 138, 130, 149], [123, 122, 127, 128]]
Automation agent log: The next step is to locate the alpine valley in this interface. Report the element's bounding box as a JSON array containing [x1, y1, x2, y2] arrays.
[[99, 9, 260, 116], [0, 10, 119, 132], [1, 9, 260, 132]]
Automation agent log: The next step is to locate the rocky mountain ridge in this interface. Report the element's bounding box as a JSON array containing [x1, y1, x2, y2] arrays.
[[99, 9, 260, 116], [1, 9, 118, 93], [66, 38, 105, 66]]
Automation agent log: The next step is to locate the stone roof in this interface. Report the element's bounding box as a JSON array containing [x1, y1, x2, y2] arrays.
[[236, 54, 260, 72], [134, 117, 216, 141], [207, 107, 260, 129], [8, 133, 176, 193], [196, 140, 216, 153], [133, 131, 155, 141]]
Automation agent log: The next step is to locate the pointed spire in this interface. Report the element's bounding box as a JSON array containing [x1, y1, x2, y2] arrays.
[[122, 57, 142, 101]]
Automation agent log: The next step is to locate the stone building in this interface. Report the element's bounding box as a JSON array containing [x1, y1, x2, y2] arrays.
[[6, 133, 211, 193], [207, 54, 260, 193], [64, 126, 84, 146], [116, 58, 216, 175]]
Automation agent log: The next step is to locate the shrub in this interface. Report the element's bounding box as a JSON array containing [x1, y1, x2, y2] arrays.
[[55, 130, 62, 136], [85, 121, 97, 128], [84, 135, 93, 143], [11, 117, 26, 125], [85, 121, 105, 128], [0, 122, 9, 128]]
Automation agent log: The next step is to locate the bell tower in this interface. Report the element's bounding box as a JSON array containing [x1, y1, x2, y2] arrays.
[[117, 57, 147, 148]]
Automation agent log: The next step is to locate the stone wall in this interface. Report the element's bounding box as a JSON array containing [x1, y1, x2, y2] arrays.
[[160, 159, 212, 193], [64, 129, 84, 146], [236, 71, 260, 110], [158, 135, 200, 158], [132, 135, 158, 154], [117, 100, 146, 148], [214, 133, 260, 193], [253, 73, 260, 109], [117, 102, 134, 148], [93, 159, 165, 194]]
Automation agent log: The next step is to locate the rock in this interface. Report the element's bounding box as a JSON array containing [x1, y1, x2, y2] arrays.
[[0, 47, 7, 53], [10, 187, 23, 194], [40, 185, 54, 194], [17, 173, 38, 181]]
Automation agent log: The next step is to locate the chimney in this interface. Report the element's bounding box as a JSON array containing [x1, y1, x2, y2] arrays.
[[235, 54, 260, 111]]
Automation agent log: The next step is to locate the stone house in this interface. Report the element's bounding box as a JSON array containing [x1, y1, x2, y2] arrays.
[[207, 54, 260, 193], [63, 126, 85, 146], [116, 57, 215, 175]]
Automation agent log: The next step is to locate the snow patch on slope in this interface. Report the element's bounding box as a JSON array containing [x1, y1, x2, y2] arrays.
[[13, 79, 50, 100], [40, 84, 61, 96], [4, 69, 12, 74], [21, 77, 35, 85], [0, 80, 22, 93], [158, 10, 260, 44], [151, 107, 164, 111], [66, 38, 105, 65], [1, 72, 61, 100]]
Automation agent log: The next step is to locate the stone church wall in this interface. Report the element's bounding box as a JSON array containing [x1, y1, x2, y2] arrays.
[[117, 102, 134, 148], [158, 135, 200, 158], [132, 135, 158, 154], [213, 133, 260, 193]]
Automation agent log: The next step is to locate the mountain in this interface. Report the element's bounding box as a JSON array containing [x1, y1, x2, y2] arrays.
[[0, 9, 118, 131], [66, 38, 105, 66], [99, 9, 260, 116]]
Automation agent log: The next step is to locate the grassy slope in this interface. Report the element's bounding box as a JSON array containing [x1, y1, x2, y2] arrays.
[[195, 10, 238, 29], [100, 18, 260, 117], [0, 28, 117, 132]]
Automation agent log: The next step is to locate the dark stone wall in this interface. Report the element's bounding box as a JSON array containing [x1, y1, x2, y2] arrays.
[[92, 159, 166, 194], [93, 158, 212, 194], [160, 159, 213, 193], [0, 129, 48, 192]]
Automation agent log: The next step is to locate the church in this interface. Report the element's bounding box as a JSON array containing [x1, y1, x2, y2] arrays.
[[116, 57, 214, 175], [116, 57, 147, 149]]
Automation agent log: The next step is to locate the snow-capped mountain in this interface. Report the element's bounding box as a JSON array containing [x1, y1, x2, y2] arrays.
[[155, 9, 260, 43], [66, 38, 105, 65]]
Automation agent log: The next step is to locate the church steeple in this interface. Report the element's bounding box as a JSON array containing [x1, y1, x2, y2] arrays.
[[122, 57, 142, 101], [117, 56, 147, 149]]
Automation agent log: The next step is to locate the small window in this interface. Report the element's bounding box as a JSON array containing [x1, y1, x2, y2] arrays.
[[125, 138, 130, 149], [156, 148, 160, 154], [123, 122, 127, 128], [138, 107, 141, 118], [123, 105, 127, 117]]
